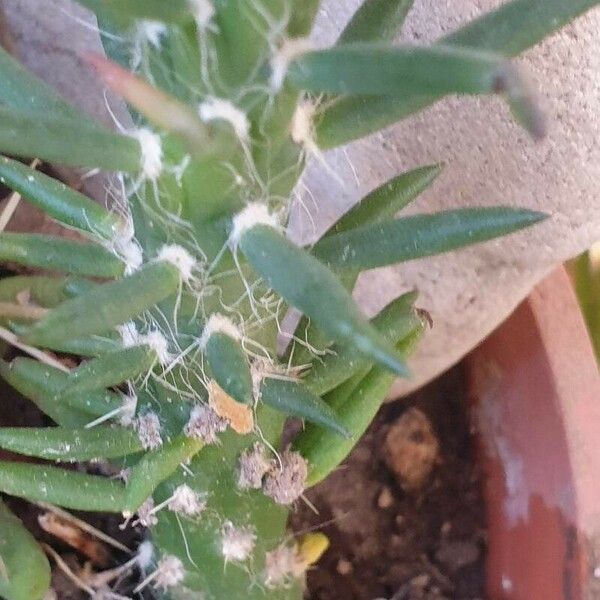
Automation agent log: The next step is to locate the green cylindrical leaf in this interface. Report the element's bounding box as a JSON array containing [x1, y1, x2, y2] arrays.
[[260, 378, 349, 437], [0, 156, 124, 240], [0, 426, 143, 461], [239, 225, 408, 377], [0, 233, 124, 278], [0, 46, 91, 120], [23, 261, 180, 347], [61, 346, 157, 397], [125, 436, 203, 512], [0, 461, 126, 511], [289, 43, 511, 97], [0, 358, 123, 422], [10, 322, 120, 357], [295, 328, 423, 487], [0, 359, 92, 428], [314, 207, 547, 271], [316, 0, 599, 147], [0, 500, 50, 600], [303, 292, 420, 396], [338, 0, 414, 43], [0, 107, 141, 172], [320, 164, 443, 238], [205, 332, 253, 405]]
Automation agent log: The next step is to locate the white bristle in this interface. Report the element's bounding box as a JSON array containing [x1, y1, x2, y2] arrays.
[[199, 313, 241, 350], [152, 555, 185, 590], [198, 98, 250, 142], [229, 202, 279, 247], [137, 20, 167, 48], [131, 128, 163, 180], [113, 236, 143, 275], [167, 484, 206, 517], [136, 541, 155, 570], [139, 330, 173, 366], [189, 0, 215, 29], [157, 244, 196, 281], [269, 37, 313, 91], [119, 322, 139, 348]]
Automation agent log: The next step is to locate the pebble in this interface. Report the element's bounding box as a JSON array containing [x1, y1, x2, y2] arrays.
[[383, 407, 440, 491], [377, 486, 394, 509], [337, 558, 353, 575]]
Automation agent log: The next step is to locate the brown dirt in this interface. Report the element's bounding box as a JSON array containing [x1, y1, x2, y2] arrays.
[[290, 366, 486, 600]]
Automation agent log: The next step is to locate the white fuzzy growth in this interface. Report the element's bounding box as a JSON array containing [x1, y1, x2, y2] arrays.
[[131, 128, 163, 180], [141, 330, 173, 366], [264, 543, 306, 588], [291, 97, 321, 159], [120, 324, 173, 367], [136, 541, 155, 570], [137, 20, 167, 48], [167, 484, 206, 516], [184, 403, 228, 444], [119, 322, 139, 348], [113, 236, 143, 275], [229, 202, 279, 247], [134, 412, 163, 450], [270, 37, 313, 91], [221, 522, 256, 562], [119, 393, 138, 427], [153, 555, 185, 590], [199, 313, 241, 350], [198, 98, 250, 142], [157, 244, 196, 281], [189, 0, 215, 29]]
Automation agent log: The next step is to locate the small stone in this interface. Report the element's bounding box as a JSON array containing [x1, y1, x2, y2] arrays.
[[410, 573, 431, 589], [336, 558, 353, 575], [377, 486, 394, 509], [435, 540, 480, 571], [383, 407, 440, 491]]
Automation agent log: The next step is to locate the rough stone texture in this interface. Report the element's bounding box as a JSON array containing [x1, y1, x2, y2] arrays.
[[3, 0, 600, 395]]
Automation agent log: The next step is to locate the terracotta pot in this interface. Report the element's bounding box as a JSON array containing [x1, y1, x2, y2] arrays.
[[466, 266, 600, 599]]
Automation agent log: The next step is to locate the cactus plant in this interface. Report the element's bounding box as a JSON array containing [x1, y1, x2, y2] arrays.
[[0, 0, 596, 598]]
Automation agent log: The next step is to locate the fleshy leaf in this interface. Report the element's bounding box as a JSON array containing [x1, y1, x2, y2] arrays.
[[23, 262, 180, 347], [316, 0, 599, 147], [338, 0, 415, 43], [0, 500, 50, 600], [260, 378, 349, 437], [0, 107, 141, 172], [0, 461, 126, 511], [0, 234, 124, 278], [295, 328, 424, 487], [239, 225, 409, 377], [1, 358, 124, 420], [303, 292, 421, 396], [125, 436, 203, 512], [0, 156, 124, 240], [60, 346, 157, 397], [205, 332, 253, 405], [314, 207, 547, 271], [0, 426, 143, 461]]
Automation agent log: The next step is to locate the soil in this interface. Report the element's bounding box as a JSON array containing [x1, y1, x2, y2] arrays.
[[291, 365, 486, 600], [0, 361, 485, 599]]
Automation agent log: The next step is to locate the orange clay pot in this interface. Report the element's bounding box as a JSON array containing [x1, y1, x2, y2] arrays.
[[466, 266, 600, 600]]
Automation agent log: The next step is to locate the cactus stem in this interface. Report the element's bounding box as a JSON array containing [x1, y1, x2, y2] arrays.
[[269, 37, 313, 91]]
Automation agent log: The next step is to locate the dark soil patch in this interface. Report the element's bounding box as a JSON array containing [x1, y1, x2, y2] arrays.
[[290, 365, 486, 600]]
